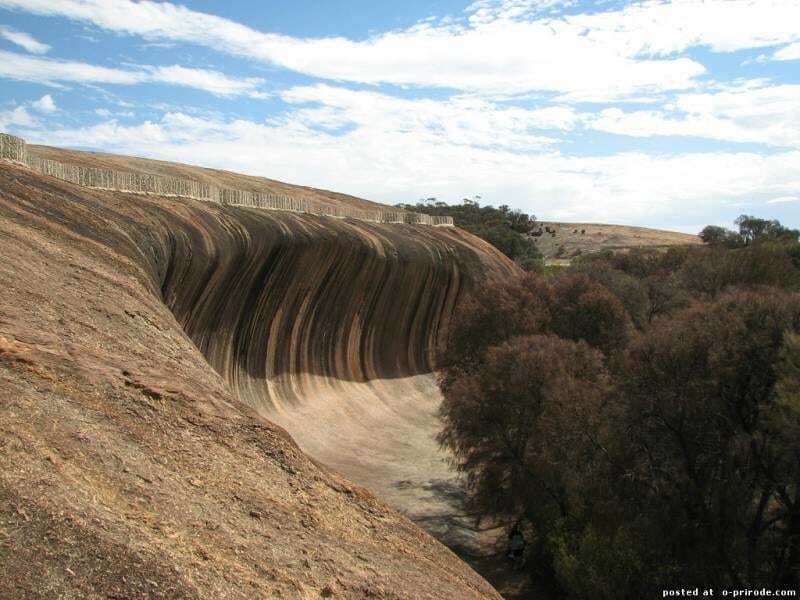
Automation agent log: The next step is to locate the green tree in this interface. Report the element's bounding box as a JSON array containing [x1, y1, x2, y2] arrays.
[[548, 273, 632, 356], [438, 334, 611, 583], [700, 224, 742, 247], [398, 199, 543, 269], [736, 214, 800, 245], [699, 215, 799, 248], [619, 291, 800, 589]]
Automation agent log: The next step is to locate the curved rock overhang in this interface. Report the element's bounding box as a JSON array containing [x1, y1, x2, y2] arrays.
[[0, 151, 516, 597], [149, 199, 517, 552]]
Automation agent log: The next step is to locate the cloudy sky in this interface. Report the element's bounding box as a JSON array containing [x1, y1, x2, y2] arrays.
[[0, 0, 798, 232]]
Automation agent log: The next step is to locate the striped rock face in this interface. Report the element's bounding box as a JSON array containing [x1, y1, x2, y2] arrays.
[[0, 144, 515, 599]]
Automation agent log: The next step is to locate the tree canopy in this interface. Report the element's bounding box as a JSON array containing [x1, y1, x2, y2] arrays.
[[700, 215, 799, 248], [437, 218, 800, 597], [399, 199, 542, 270]]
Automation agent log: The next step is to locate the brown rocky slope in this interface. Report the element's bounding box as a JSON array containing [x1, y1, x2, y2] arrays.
[[0, 150, 516, 598]]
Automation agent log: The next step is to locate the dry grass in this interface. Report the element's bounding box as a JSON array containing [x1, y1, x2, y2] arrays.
[[533, 221, 702, 259]]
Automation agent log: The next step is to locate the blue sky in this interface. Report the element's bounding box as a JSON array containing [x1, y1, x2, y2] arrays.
[[0, 0, 798, 232]]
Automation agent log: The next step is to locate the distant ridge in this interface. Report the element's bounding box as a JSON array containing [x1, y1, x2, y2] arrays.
[[533, 220, 701, 258]]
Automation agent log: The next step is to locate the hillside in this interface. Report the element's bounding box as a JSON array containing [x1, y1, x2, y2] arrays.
[[533, 221, 702, 259], [0, 142, 516, 598], [397, 201, 701, 268]]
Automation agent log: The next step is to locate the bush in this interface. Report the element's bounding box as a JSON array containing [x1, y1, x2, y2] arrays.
[[572, 261, 650, 328], [438, 334, 610, 538], [547, 273, 632, 355], [399, 200, 542, 269], [550, 523, 649, 600], [680, 243, 800, 296], [438, 216, 800, 596], [437, 275, 549, 386], [619, 291, 800, 589], [577, 246, 691, 280]]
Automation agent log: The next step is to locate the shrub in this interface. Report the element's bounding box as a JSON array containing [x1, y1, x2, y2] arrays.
[[438, 216, 800, 596], [680, 243, 800, 297], [437, 275, 549, 386], [438, 334, 610, 537], [619, 291, 800, 588], [572, 261, 650, 328], [547, 273, 632, 355]]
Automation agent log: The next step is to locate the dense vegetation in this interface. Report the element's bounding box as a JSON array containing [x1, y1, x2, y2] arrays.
[[437, 216, 800, 598], [399, 199, 543, 270]]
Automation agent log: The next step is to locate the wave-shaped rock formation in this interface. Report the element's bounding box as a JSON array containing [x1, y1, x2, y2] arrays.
[[0, 141, 516, 598]]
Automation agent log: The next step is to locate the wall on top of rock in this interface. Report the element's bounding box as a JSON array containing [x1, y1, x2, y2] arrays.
[[0, 132, 453, 227], [0, 132, 26, 162]]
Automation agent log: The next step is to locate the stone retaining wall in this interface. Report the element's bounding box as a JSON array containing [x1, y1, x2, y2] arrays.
[[0, 133, 453, 226]]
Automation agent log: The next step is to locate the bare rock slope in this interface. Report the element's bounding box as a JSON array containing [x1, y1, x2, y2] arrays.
[[0, 146, 515, 598]]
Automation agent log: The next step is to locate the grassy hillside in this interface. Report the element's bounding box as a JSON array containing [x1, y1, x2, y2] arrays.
[[533, 221, 702, 258], [400, 200, 702, 263]]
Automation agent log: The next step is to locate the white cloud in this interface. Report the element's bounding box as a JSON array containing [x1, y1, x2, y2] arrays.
[[1, 0, 799, 101], [2, 1, 797, 229], [11, 0, 800, 98], [567, 0, 800, 56], [589, 83, 800, 147], [767, 195, 798, 204], [280, 85, 571, 151], [0, 49, 140, 85], [0, 105, 37, 129], [773, 42, 800, 61], [146, 65, 266, 98], [31, 93, 57, 113], [0, 50, 265, 97], [13, 103, 800, 229], [94, 107, 133, 118], [466, 0, 576, 23], [0, 24, 50, 53]]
